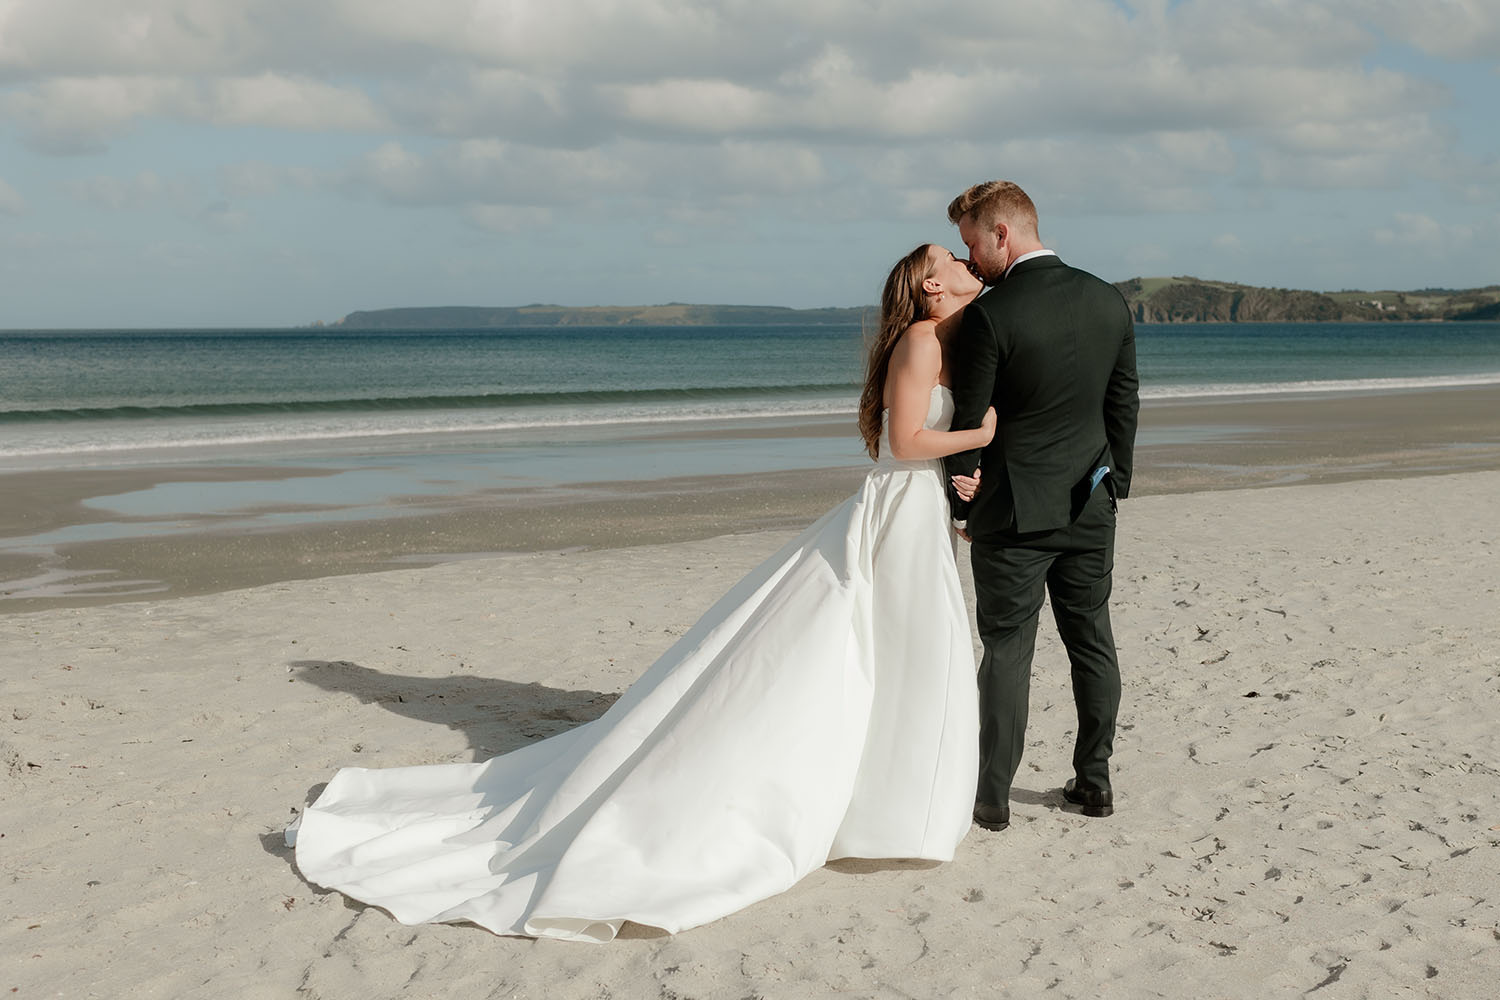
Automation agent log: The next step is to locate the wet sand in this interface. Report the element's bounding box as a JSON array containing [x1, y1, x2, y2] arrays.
[[1136, 383, 1500, 491], [3, 384, 1499, 613]]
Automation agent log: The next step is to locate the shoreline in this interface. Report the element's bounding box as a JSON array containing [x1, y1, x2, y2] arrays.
[[3, 383, 1500, 613]]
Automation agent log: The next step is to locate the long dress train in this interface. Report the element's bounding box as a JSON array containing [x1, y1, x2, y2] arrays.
[[289, 384, 978, 942]]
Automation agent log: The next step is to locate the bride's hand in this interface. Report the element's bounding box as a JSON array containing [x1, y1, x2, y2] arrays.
[[978, 406, 997, 444], [951, 467, 981, 502]]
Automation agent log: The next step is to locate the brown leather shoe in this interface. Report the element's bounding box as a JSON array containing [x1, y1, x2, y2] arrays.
[[973, 802, 1011, 831], [1062, 778, 1113, 817]]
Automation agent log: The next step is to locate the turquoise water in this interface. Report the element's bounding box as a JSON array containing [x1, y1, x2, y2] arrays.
[[0, 327, 858, 414], [1136, 322, 1500, 396], [2, 322, 1498, 469], [3, 321, 1497, 565]]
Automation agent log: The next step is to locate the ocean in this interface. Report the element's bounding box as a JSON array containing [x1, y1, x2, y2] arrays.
[[2, 321, 1498, 578], [4, 322, 1500, 473], [0, 326, 863, 469]]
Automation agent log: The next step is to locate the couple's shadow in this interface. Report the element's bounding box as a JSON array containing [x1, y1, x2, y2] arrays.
[[262, 658, 618, 864], [288, 658, 620, 760]]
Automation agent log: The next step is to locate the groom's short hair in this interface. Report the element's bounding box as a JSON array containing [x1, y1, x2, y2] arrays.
[[947, 181, 1038, 235]]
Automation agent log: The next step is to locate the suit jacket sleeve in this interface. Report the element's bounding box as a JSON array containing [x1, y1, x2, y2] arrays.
[[942, 303, 998, 520], [1103, 311, 1140, 498]]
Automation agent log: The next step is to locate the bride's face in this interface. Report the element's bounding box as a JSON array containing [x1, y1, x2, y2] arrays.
[[926, 246, 985, 299]]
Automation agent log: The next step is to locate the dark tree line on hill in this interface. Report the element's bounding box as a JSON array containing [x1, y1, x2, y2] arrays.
[[1111, 278, 1500, 323]]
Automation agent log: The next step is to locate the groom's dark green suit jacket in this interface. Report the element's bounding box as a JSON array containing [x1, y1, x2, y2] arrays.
[[943, 254, 1139, 538]]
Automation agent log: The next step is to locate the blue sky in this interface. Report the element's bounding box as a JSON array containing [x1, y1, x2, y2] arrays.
[[1, 0, 1497, 327]]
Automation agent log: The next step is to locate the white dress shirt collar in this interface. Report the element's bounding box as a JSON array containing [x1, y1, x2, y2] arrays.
[[1003, 249, 1058, 280]]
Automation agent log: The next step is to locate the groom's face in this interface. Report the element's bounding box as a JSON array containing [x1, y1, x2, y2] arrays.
[[958, 214, 1008, 285]]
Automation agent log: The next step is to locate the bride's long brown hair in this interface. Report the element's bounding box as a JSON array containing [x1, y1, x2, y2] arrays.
[[859, 244, 934, 459]]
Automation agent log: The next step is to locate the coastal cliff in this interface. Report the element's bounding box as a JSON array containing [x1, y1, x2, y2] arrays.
[[1113, 277, 1500, 323]]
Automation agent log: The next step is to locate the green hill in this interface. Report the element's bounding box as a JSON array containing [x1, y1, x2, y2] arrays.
[[1112, 277, 1500, 323]]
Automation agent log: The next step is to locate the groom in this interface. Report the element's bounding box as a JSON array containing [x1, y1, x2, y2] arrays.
[[942, 181, 1139, 832]]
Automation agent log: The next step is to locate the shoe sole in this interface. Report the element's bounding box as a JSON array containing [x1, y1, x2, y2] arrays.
[[1063, 796, 1113, 818], [974, 816, 1010, 831]]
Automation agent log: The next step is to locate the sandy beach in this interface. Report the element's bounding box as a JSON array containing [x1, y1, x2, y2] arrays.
[[4, 389, 1500, 998]]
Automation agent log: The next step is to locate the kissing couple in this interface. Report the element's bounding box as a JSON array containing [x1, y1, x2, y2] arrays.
[[288, 180, 1141, 942]]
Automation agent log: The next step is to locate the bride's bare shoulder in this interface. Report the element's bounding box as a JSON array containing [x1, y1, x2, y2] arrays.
[[889, 320, 942, 380], [892, 319, 940, 357]]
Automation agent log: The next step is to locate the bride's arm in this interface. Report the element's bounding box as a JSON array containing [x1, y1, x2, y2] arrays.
[[886, 325, 996, 461]]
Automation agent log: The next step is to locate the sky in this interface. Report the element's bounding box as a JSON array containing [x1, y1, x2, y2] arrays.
[[1, 0, 1497, 328]]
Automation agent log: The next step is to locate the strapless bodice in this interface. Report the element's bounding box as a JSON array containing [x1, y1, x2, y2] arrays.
[[877, 384, 954, 467]]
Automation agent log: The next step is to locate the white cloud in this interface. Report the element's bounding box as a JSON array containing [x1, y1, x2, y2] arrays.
[[893, 188, 950, 221], [0, 0, 1466, 151], [1165, 0, 1374, 67], [335, 136, 835, 213], [0, 1, 237, 75], [218, 161, 290, 198], [611, 78, 773, 134], [661, 203, 737, 228], [2, 73, 387, 152], [199, 199, 248, 230], [350, 138, 638, 206], [58, 167, 258, 232], [0, 174, 24, 215], [384, 67, 585, 142], [910, 133, 1236, 217], [1251, 113, 1459, 190], [203, 74, 387, 131], [715, 140, 824, 193], [64, 170, 194, 210], [1372, 210, 1474, 249], [1351, 0, 1500, 62], [0, 0, 1495, 319], [464, 203, 552, 233], [0, 0, 1477, 265], [2, 76, 174, 154]]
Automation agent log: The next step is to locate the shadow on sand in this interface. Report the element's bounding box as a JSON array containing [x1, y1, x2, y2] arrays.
[[287, 658, 620, 762], [269, 659, 622, 922]]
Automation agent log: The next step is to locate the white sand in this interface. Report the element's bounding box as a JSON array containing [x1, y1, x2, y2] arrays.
[[4, 471, 1498, 998]]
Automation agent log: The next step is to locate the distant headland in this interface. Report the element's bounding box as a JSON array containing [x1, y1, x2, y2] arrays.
[[329, 303, 870, 329], [1113, 277, 1500, 323], [326, 278, 1500, 328]]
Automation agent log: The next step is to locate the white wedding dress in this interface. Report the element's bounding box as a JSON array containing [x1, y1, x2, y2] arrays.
[[289, 384, 978, 941]]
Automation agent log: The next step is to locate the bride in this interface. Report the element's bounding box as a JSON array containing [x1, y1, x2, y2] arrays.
[[288, 244, 992, 942]]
